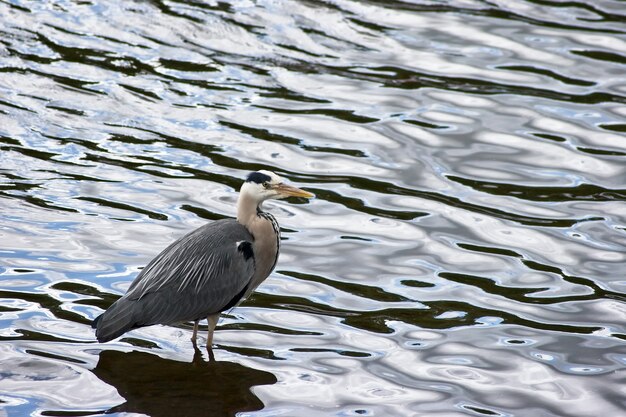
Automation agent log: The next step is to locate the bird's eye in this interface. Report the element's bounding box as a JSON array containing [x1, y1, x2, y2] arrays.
[[263, 182, 271, 189]]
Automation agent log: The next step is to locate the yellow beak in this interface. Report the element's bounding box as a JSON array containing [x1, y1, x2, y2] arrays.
[[274, 183, 315, 199]]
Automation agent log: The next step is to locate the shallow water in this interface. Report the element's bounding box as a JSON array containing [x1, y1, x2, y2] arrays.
[[1, 0, 625, 416]]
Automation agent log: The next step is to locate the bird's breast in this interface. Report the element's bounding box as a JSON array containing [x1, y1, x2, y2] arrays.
[[247, 212, 280, 292]]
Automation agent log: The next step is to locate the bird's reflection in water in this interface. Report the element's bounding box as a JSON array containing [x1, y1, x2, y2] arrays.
[[93, 346, 277, 416]]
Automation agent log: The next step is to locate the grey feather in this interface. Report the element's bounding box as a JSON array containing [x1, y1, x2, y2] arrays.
[[94, 219, 256, 342]]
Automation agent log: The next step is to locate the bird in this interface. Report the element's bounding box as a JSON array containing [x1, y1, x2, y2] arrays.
[[92, 170, 314, 347]]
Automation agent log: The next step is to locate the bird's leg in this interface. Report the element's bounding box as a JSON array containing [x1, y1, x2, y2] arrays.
[[206, 313, 219, 347], [191, 319, 199, 343]]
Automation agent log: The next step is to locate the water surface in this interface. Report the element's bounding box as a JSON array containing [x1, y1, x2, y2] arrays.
[[1, 1, 625, 416]]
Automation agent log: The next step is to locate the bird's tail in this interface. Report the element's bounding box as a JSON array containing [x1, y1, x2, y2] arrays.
[[92, 298, 137, 343]]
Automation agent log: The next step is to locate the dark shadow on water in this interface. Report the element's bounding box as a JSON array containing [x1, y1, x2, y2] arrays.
[[92, 347, 277, 417]]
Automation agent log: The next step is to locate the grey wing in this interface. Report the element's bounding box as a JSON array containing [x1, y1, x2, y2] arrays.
[[94, 219, 255, 342], [128, 219, 255, 323]]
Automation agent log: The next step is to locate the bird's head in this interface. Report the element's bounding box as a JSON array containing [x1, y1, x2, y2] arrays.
[[241, 170, 314, 205]]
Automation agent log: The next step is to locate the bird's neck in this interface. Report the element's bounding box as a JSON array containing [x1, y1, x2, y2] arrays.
[[236, 191, 263, 226], [236, 191, 279, 241]]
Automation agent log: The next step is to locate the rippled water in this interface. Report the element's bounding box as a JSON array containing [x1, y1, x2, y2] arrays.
[[1, 0, 625, 416]]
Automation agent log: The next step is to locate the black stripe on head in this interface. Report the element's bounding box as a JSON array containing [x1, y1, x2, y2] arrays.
[[246, 171, 272, 184]]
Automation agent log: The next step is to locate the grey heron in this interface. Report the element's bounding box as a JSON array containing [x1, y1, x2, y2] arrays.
[[92, 170, 314, 346]]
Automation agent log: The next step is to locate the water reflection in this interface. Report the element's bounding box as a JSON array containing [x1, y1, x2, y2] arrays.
[[93, 348, 277, 417]]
